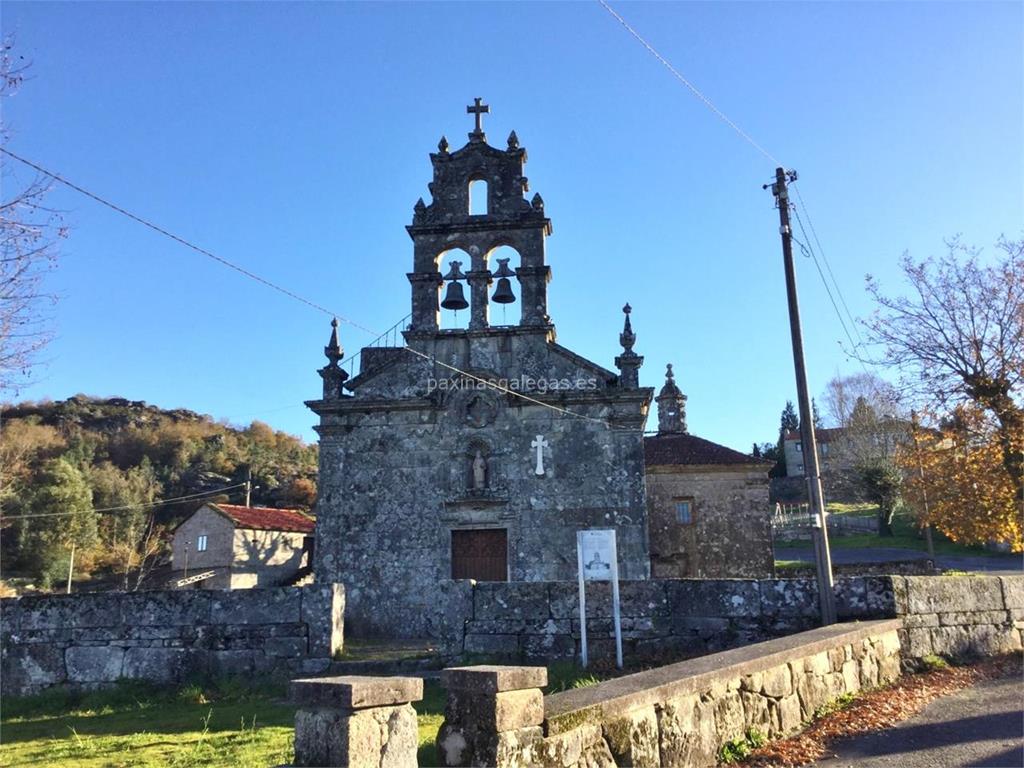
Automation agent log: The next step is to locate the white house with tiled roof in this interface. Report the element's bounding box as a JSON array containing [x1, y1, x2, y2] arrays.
[[170, 503, 315, 590]]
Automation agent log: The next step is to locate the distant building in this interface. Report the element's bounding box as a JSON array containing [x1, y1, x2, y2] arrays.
[[783, 427, 846, 477], [645, 365, 774, 578], [170, 503, 314, 589]]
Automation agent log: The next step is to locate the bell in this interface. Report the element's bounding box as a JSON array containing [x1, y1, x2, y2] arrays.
[[441, 280, 469, 311], [491, 277, 516, 304]]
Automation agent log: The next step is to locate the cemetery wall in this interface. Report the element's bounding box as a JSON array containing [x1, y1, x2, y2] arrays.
[[0, 583, 344, 696], [439, 574, 1023, 663]]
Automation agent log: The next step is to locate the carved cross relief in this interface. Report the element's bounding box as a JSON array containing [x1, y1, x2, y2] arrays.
[[531, 435, 549, 477]]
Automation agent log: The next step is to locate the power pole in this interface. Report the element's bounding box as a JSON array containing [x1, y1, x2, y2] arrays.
[[245, 465, 252, 507], [769, 167, 837, 625]]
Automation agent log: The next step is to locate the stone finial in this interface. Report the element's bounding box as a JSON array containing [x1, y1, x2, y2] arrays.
[[619, 303, 635, 352], [438, 135, 449, 154], [657, 362, 688, 434], [531, 193, 544, 211], [324, 318, 343, 366], [614, 303, 643, 389], [319, 318, 349, 400], [414, 197, 426, 214], [507, 130, 520, 150]]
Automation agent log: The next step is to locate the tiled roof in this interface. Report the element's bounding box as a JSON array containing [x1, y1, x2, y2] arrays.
[[644, 433, 770, 467], [210, 503, 315, 533]]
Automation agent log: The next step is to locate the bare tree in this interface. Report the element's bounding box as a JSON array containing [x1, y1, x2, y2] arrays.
[[863, 238, 1024, 492], [823, 371, 903, 429], [0, 39, 63, 394], [823, 372, 910, 534]]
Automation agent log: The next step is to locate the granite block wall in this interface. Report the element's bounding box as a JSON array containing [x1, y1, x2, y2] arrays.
[[897, 575, 1023, 660], [439, 575, 1023, 664], [0, 584, 344, 696]]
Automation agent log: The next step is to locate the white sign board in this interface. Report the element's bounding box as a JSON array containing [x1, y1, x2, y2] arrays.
[[576, 529, 623, 669], [579, 529, 616, 582]]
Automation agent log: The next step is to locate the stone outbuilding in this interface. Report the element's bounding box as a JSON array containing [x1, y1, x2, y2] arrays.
[[645, 365, 774, 578], [170, 503, 315, 589], [308, 101, 653, 636]]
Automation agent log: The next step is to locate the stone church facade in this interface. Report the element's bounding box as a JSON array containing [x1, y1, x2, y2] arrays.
[[308, 103, 654, 636]]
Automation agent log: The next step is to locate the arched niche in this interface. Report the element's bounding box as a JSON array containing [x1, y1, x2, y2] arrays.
[[465, 437, 494, 491]]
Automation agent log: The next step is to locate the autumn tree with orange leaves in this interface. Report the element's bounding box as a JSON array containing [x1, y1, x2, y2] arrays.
[[864, 237, 1023, 550], [902, 406, 1022, 551]]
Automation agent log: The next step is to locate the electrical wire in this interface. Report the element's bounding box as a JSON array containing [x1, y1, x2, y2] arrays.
[[598, 0, 874, 372], [790, 205, 873, 377], [791, 183, 865, 347], [0, 483, 248, 521], [597, 0, 782, 168], [0, 148, 636, 432], [0, 147, 378, 336]]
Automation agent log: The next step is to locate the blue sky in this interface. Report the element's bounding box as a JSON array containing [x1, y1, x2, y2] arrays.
[[2, 1, 1021, 451]]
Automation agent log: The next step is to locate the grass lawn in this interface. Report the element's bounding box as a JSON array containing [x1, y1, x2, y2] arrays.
[[1, 680, 295, 768], [776, 507, 995, 558], [2, 664, 608, 767]]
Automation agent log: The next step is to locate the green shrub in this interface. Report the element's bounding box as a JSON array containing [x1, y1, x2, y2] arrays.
[[920, 654, 950, 671], [717, 728, 767, 764], [814, 691, 857, 719]]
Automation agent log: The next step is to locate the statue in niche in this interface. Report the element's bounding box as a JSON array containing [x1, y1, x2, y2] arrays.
[[472, 450, 487, 490]]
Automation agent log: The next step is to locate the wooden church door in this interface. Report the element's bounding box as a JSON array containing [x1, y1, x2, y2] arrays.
[[451, 529, 508, 581]]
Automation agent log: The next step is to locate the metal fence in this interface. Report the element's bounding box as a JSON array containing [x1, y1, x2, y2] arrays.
[[772, 504, 879, 538]]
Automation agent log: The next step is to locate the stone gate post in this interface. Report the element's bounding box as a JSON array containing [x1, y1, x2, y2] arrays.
[[436, 665, 547, 767], [289, 675, 423, 767]]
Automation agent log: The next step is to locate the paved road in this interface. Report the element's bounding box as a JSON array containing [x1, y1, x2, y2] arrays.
[[812, 673, 1024, 767], [775, 546, 1023, 573]]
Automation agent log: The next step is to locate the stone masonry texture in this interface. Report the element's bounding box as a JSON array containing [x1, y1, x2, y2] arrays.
[[436, 574, 1023, 665], [308, 113, 653, 638], [290, 675, 423, 768], [0, 584, 344, 696], [438, 621, 903, 768]]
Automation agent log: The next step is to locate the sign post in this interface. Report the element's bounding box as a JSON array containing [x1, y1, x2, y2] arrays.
[[576, 529, 623, 669]]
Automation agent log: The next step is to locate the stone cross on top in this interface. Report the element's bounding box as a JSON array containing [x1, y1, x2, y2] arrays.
[[467, 97, 489, 141]]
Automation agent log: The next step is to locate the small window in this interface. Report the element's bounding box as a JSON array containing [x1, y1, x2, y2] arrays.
[[797, 464, 804, 473], [675, 500, 694, 525], [795, 442, 803, 453], [821, 443, 830, 456], [196, 534, 208, 552]]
